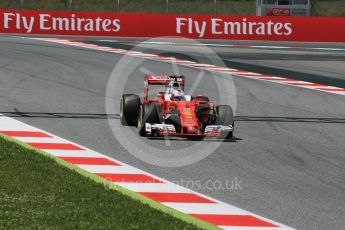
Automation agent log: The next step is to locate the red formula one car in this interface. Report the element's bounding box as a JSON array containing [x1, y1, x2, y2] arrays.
[[120, 75, 234, 139]]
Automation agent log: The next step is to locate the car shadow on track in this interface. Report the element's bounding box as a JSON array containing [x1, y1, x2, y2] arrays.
[[147, 137, 242, 143], [0, 110, 119, 119], [2, 111, 345, 124], [236, 116, 345, 124]]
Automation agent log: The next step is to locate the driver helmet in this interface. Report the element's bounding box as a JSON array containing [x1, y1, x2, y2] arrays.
[[170, 81, 184, 97]]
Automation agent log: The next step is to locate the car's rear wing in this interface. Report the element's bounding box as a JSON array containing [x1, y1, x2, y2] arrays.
[[144, 75, 184, 87], [144, 75, 185, 100]]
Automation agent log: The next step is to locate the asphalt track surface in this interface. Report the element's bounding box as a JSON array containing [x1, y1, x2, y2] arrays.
[[1, 35, 345, 230], [89, 37, 345, 88]]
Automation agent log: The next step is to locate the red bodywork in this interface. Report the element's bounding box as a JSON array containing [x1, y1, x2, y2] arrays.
[[143, 75, 217, 136]]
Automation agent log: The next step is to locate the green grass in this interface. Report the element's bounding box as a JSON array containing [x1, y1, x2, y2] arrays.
[[311, 0, 345, 16], [0, 0, 255, 15], [0, 135, 216, 230], [1, 0, 344, 16]]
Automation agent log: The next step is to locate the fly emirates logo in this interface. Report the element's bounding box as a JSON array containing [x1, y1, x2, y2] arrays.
[[2, 13, 121, 33], [176, 17, 292, 38]]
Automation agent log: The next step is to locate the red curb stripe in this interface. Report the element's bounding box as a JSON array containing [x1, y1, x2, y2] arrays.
[[257, 77, 287, 80], [190, 214, 278, 227], [207, 66, 230, 69], [139, 192, 215, 203], [59, 157, 121, 166], [214, 69, 243, 73], [27, 143, 84, 150], [263, 78, 297, 82], [286, 82, 324, 87], [97, 173, 163, 183], [0, 131, 51, 137], [189, 64, 214, 68]]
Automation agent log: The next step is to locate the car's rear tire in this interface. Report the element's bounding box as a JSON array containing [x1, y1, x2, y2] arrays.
[[120, 94, 140, 126], [137, 102, 162, 136], [216, 105, 234, 139]]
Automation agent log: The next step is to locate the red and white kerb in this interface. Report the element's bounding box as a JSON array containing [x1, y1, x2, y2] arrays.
[[0, 115, 295, 230], [30, 37, 345, 97]]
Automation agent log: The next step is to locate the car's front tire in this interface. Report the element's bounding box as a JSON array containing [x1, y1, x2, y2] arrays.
[[120, 94, 140, 126]]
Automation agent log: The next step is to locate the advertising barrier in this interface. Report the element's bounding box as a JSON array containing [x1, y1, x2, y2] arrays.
[[1, 9, 345, 42]]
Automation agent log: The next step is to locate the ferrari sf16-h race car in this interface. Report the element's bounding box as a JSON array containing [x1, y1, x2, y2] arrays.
[[120, 75, 234, 139]]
